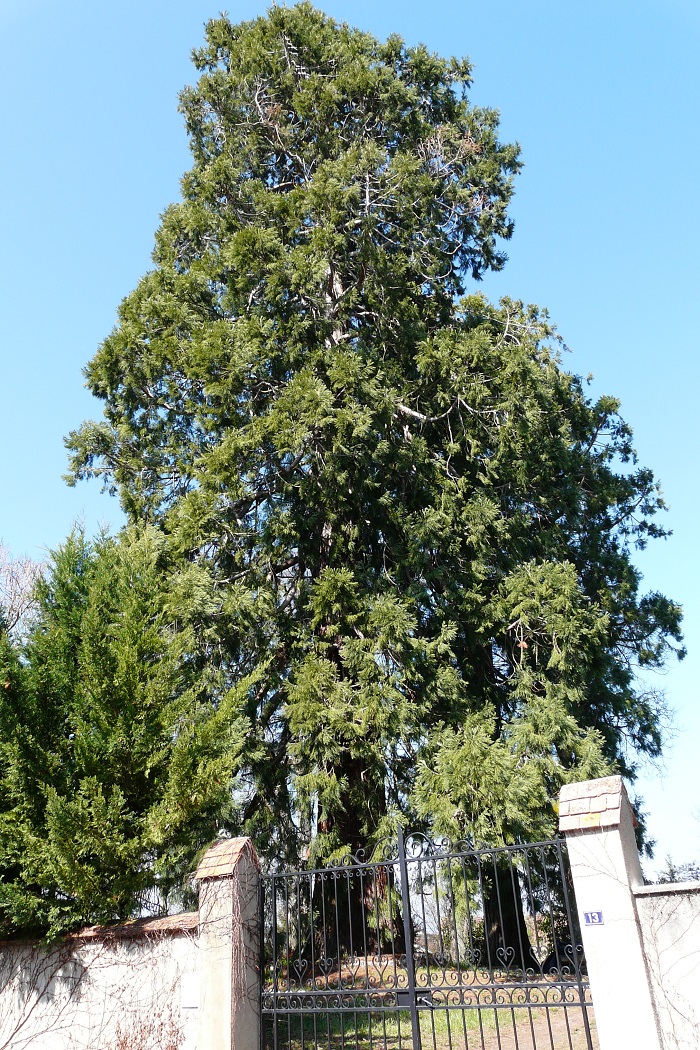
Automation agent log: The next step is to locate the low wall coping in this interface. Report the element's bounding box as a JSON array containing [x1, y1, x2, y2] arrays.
[[0, 912, 199, 949], [559, 775, 623, 802], [558, 774, 639, 833], [70, 911, 199, 942], [634, 880, 700, 898]]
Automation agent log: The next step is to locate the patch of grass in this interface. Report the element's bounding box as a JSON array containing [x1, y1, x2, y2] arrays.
[[263, 1003, 597, 1050]]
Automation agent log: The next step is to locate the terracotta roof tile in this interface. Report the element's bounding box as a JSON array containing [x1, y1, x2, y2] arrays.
[[194, 836, 260, 881], [70, 911, 199, 942]]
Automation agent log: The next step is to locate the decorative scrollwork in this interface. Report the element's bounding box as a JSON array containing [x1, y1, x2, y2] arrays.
[[316, 955, 334, 975], [366, 836, 400, 863], [260, 831, 593, 1039], [496, 945, 516, 968]]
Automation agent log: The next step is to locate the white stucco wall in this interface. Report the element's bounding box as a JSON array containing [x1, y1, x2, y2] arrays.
[[635, 882, 700, 1050], [0, 838, 261, 1050], [0, 917, 200, 1050]]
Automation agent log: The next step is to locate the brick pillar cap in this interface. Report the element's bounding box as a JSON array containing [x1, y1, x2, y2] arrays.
[[194, 836, 260, 881], [559, 775, 624, 803], [558, 775, 638, 833]]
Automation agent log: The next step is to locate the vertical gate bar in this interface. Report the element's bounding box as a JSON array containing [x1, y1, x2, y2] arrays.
[[539, 845, 561, 971], [284, 878, 290, 993], [345, 859, 356, 1050], [519, 851, 538, 1050], [345, 869, 353, 966], [511, 850, 525, 1050], [385, 860, 404, 1050], [367, 865, 385, 1050], [397, 826, 422, 1050], [286, 877, 292, 1050], [443, 856, 468, 1050], [540, 850, 557, 1050], [507, 849, 527, 970], [358, 866, 368, 987], [428, 855, 441, 1050], [414, 853, 434, 1050], [470, 852, 490, 1050], [508, 859, 522, 1050], [444, 853, 462, 974], [485, 851, 505, 1050], [556, 838, 594, 1050], [333, 871, 341, 975], [436, 857, 454, 1050], [535, 846, 562, 1050], [298, 876, 305, 1050], [331, 873, 343, 1050], [319, 873, 331, 1050], [543, 842, 575, 1050], [260, 876, 266, 1050], [309, 874, 316, 990], [520, 850, 546, 1050], [314, 881, 320, 1050]]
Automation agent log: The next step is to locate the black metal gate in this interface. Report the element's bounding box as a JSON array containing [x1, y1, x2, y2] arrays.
[[261, 830, 596, 1050]]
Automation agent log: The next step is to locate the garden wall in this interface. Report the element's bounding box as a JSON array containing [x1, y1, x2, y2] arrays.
[[0, 914, 199, 1050], [635, 881, 700, 1050], [0, 837, 260, 1050]]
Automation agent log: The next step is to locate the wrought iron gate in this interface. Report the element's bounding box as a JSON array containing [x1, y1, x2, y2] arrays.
[[261, 830, 596, 1050]]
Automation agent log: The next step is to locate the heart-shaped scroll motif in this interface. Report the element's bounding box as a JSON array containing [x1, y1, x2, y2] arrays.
[[340, 956, 361, 988], [562, 942, 584, 972], [496, 945, 516, 968], [530, 944, 550, 968], [372, 955, 392, 988], [292, 957, 308, 986], [317, 956, 334, 975]]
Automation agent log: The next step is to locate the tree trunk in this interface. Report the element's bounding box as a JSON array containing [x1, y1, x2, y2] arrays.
[[312, 755, 409, 966], [481, 859, 533, 973]]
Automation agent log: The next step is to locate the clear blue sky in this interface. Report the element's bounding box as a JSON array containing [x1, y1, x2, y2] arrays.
[[1, 0, 698, 871]]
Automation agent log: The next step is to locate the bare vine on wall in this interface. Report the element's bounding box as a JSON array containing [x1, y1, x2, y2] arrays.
[[0, 931, 191, 1050], [0, 939, 86, 1050]]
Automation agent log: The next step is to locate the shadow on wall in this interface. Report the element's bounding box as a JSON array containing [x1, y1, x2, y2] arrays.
[[0, 838, 259, 1050]]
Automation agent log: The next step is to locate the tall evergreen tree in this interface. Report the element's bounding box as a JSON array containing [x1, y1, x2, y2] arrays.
[[0, 528, 249, 937], [65, 4, 682, 868]]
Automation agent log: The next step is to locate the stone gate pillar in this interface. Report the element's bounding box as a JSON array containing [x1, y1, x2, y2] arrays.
[[558, 776, 662, 1050], [195, 837, 261, 1050]]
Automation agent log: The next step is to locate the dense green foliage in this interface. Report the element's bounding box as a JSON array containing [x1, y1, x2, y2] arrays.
[[0, 4, 683, 934], [0, 528, 249, 936], [64, 2, 682, 853]]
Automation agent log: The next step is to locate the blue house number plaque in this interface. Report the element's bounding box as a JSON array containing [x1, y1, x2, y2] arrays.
[[583, 911, 603, 925]]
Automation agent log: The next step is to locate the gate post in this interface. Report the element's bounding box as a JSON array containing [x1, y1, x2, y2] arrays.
[[558, 776, 662, 1050], [195, 837, 261, 1050]]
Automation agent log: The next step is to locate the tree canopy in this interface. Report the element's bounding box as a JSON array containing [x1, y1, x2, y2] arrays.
[[0, 3, 683, 934]]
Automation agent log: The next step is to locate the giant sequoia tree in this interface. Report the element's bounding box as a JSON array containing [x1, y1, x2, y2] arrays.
[[65, 4, 682, 869]]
